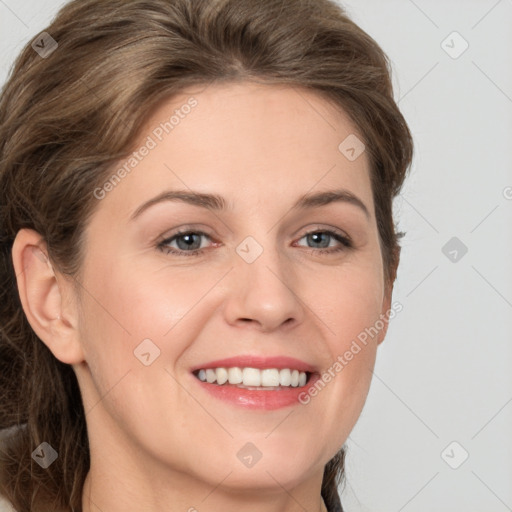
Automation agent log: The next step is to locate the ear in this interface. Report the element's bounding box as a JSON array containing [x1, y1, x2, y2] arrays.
[[11, 228, 85, 364], [376, 245, 401, 346]]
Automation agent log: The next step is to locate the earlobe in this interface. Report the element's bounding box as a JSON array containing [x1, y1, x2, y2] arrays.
[[11, 228, 85, 365]]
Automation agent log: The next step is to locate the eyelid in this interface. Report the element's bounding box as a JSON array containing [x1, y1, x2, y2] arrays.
[[155, 224, 215, 244], [295, 224, 352, 245]]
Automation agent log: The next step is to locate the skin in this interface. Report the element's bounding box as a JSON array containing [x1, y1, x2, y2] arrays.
[[12, 81, 396, 512]]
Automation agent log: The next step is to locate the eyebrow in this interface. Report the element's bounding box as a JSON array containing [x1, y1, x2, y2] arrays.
[[130, 188, 370, 221]]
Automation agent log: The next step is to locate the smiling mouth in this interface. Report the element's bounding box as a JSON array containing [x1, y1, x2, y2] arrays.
[[192, 367, 313, 390]]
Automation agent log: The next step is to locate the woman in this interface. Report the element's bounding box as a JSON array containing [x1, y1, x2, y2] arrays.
[[0, 0, 413, 510]]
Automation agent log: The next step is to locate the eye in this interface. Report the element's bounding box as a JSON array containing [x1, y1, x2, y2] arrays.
[[157, 228, 352, 257], [157, 230, 214, 257], [295, 229, 352, 254]]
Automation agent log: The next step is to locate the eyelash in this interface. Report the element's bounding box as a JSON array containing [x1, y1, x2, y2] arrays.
[[157, 228, 353, 257]]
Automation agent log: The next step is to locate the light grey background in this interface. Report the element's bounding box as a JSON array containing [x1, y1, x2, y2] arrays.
[[1, 1, 511, 511]]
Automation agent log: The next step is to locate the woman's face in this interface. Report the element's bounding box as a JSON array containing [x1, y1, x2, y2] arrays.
[[73, 81, 393, 496]]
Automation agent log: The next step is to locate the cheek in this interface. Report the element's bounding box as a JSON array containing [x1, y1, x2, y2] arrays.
[[301, 262, 383, 437], [76, 259, 197, 434], [77, 256, 226, 397], [311, 256, 384, 344], [330, 266, 383, 375], [82, 258, 205, 344]]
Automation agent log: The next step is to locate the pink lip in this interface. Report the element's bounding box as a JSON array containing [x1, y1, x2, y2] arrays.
[[189, 355, 320, 410], [190, 372, 321, 410], [190, 355, 318, 373]]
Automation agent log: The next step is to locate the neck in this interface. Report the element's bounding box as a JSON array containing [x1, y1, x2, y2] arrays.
[[82, 471, 328, 512], [81, 428, 328, 512]]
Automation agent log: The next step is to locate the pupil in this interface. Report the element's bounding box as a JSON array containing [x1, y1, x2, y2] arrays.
[[309, 232, 329, 248], [177, 234, 200, 250]]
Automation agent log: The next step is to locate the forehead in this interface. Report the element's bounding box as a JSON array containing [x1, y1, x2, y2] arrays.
[[98, 81, 374, 219]]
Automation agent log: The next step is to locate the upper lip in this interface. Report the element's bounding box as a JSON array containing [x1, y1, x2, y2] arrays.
[[190, 355, 318, 373]]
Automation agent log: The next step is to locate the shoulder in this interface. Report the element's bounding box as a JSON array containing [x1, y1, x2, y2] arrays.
[[0, 425, 25, 452], [0, 425, 24, 442], [0, 495, 16, 512]]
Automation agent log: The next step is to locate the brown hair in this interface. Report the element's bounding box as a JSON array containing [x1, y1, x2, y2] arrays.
[[0, 0, 413, 510]]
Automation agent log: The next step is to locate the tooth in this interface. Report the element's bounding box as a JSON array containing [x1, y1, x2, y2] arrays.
[[216, 367, 228, 385], [228, 367, 243, 384], [243, 367, 261, 386], [261, 369, 280, 387], [198, 366, 310, 387], [279, 369, 291, 386]]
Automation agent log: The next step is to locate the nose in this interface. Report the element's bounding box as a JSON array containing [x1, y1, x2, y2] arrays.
[[223, 243, 305, 333]]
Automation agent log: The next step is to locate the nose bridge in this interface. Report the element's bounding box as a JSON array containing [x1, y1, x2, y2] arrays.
[[237, 234, 286, 287], [224, 231, 304, 331]]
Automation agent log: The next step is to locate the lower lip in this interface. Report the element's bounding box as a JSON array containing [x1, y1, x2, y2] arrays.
[[191, 373, 320, 410]]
